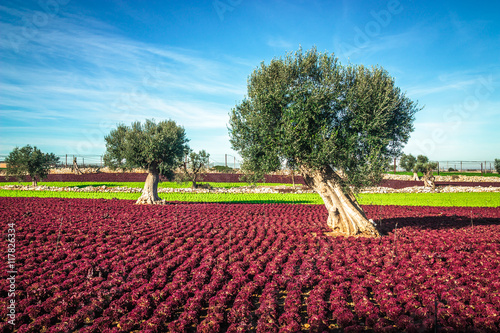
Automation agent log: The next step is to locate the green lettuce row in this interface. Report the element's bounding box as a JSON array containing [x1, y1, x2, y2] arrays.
[[0, 189, 498, 207]]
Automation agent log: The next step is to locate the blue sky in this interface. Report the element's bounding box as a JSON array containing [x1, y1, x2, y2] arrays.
[[1, 0, 499, 165]]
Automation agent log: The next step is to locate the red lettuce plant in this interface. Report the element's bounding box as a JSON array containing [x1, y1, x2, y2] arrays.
[[1, 197, 499, 332]]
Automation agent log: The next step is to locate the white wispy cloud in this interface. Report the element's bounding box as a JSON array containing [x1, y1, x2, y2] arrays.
[[266, 36, 294, 49], [408, 79, 479, 97], [408, 70, 498, 97], [0, 7, 251, 154], [333, 27, 423, 61]]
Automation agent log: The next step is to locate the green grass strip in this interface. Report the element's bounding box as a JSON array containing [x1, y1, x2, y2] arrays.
[[0, 181, 292, 189], [356, 192, 500, 207], [0, 190, 498, 207]]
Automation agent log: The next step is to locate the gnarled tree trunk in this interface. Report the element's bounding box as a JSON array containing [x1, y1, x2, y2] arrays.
[[73, 157, 82, 175], [136, 165, 164, 204], [423, 171, 435, 191], [191, 174, 198, 189], [301, 165, 380, 237], [412, 172, 419, 181]]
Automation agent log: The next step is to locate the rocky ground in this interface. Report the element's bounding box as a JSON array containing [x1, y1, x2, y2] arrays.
[[26, 167, 500, 183], [382, 173, 500, 183], [2, 183, 499, 194], [1, 170, 498, 194]]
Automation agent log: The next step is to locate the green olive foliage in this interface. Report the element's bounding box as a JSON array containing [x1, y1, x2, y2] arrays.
[[5, 145, 60, 184], [400, 153, 437, 174], [399, 153, 418, 172], [229, 47, 420, 190], [177, 149, 210, 188], [103, 119, 189, 179]]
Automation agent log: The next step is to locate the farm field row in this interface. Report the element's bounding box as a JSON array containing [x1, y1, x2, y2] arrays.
[[1, 197, 499, 332], [0, 181, 292, 189], [1, 189, 499, 207], [388, 171, 500, 178], [0, 173, 304, 184]]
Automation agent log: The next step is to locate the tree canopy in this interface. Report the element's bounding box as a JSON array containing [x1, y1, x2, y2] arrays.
[[399, 153, 418, 173], [229, 47, 420, 191], [103, 119, 189, 180], [399, 153, 437, 187], [5, 145, 59, 186], [400, 153, 437, 175]]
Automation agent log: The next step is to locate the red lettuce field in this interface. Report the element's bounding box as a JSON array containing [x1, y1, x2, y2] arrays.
[[1, 197, 500, 332]]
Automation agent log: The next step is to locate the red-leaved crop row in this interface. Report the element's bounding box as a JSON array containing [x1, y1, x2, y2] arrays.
[[0, 173, 298, 184], [1, 197, 499, 332]]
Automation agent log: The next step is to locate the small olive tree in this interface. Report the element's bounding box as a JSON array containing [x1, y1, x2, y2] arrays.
[[399, 153, 419, 180], [5, 145, 59, 186], [177, 149, 210, 188], [104, 119, 189, 204], [400, 154, 437, 189], [229, 47, 420, 237], [495, 159, 500, 174], [415, 155, 437, 190]]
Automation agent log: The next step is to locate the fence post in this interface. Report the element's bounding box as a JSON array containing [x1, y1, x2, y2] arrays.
[[65, 154, 67, 168], [225, 154, 227, 167], [460, 161, 462, 172], [393, 158, 396, 173], [437, 162, 439, 175]]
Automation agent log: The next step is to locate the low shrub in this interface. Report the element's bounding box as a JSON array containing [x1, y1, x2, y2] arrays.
[[210, 165, 235, 173]]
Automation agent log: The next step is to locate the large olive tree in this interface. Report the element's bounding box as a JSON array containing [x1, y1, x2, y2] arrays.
[[229, 48, 420, 237], [5, 145, 59, 186], [104, 119, 189, 204]]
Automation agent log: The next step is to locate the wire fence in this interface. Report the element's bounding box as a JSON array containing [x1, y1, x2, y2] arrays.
[[208, 154, 242, 169], [0, 154, 496, 173], [0, 154, 244, 169], [391, 159, 497, 173]]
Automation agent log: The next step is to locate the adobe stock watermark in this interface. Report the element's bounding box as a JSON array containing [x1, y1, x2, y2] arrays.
[[337, 0, 403, 58], [7, 0, 71, 53], [213, 0, 242, 21], [6, 221, 17, 326], [74, 65, 163, 155], [415, 75, 495, 155]]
